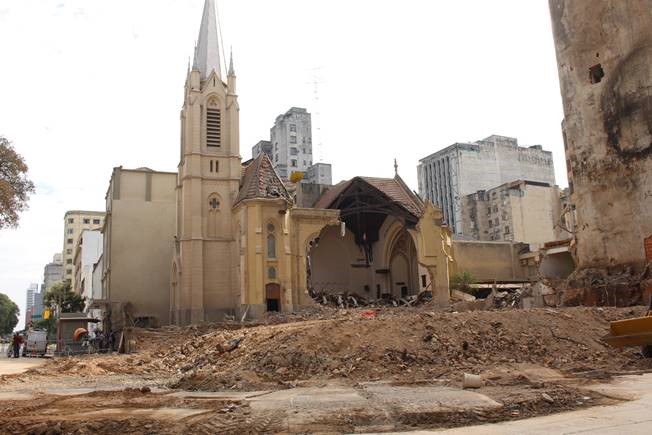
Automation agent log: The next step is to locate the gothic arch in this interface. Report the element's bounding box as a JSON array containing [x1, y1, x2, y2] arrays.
[[266, 220, 278, 259]]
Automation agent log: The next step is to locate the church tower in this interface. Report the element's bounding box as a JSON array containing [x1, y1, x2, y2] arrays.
[[172, 0, 240, 325]]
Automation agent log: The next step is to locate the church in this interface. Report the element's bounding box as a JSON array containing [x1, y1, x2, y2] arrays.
[[100, 0, 453, 327]]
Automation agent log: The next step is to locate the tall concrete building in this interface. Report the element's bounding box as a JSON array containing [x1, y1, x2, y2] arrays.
[[461, 180, 570, 248], [417, 135, 555, 233], [24, 283, 39, 325], [73, 229, 103, 305], [549, 1, 652, 278], [42, 253, 63, 294], [251, 107, 333, 185], [62, 210, 105, 289]]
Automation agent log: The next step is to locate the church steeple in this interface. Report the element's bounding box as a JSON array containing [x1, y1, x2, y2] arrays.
[[193, 0, 221, 80]]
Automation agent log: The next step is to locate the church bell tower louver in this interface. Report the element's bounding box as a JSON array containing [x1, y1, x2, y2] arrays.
[[172, 0, 241, 325]]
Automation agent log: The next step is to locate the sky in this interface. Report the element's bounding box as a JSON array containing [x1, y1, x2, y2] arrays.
[[0, 0, 566, 330]]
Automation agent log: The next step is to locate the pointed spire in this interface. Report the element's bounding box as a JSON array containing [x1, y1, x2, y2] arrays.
[[394, 158, 399, 176], [228, 46, 235, 76], [193, 0, 221, 80]]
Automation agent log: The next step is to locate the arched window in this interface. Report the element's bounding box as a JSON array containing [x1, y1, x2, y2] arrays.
[[268, 267, 276, 279], [267, 223, 276, 258]]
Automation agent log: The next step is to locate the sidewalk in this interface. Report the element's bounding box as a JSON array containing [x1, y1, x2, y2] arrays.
[[388, 374, 652, 435]]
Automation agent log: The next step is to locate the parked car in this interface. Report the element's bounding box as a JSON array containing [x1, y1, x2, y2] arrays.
[[23, 330, 48, 357]]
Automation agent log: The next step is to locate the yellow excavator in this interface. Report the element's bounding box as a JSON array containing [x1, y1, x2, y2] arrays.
[[603, 299, 652, 358]]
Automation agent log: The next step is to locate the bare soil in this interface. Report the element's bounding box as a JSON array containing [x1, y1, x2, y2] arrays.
[[1, 306, 650, 434]]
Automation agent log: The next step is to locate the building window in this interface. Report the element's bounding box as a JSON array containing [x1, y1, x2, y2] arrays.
[[66, 269, 72, 275], [206, 107, 221, 147], [67, 238, 73, 244], [83, 218, 90, 224], [291, 160, 297, 168], [66, 249, 72, 254], [290, 136, 297, 144], [289, 124, 296, 132], [67, 228, 73, 234], [93, 219, 100, 225], [290, 147, 298, 155], [209, 197, 220, 210], [67, 218, 74, 224], [210, 160, 213, 172], [268, 267, 277, 279], [267, 223, 276, 258], [66, 259, 72, 265], [303, 160, 306, 166], [504, 226, 510, 234]]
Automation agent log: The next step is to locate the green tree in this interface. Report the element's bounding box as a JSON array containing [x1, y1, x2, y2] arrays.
[[44, 281, 86, 314], [0, 136, 35, 229], [0, 293, 20, 335], [450, 271, 477, 295]]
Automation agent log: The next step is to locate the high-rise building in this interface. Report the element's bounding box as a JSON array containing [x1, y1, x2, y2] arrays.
[[417, 135, 555, 233], [269, 107, 312, 180], [62, 210, 105, 290], [460, 180, 570, 248], [25, 283, 39, 326], [73, 229, 103, 305], [42, 253, 64, 294]]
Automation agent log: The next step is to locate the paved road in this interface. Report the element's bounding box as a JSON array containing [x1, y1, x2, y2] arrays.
[[390, 374, 652, 435]]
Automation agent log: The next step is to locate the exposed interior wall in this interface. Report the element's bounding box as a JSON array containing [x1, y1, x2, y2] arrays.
[[540, 251, 575, 279], [452, 240, 529, 282]]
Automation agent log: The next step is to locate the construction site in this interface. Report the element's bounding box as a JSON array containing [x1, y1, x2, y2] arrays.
[[1, 0, 652, 433]]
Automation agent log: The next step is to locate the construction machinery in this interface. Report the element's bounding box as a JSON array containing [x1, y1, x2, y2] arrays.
[[602, 299, 652, 358]]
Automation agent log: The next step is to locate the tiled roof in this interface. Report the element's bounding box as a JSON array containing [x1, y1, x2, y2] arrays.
[[314, 175, 424, 218], [235, 154, 291, 204]]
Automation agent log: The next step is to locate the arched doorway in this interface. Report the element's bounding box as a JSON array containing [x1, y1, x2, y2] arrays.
[[265, 283, 281, 312], [389, 231, 418, 298]]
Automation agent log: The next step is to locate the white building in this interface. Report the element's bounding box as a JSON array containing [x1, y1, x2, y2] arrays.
[[73, 229, 103, 310], [417, 135, 555, 233]]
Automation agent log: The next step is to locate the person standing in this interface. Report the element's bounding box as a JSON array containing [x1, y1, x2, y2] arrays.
[[11, 332, 22, 358]]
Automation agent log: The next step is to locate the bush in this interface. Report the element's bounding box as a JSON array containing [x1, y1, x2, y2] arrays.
[[450, 271, 476, 295]]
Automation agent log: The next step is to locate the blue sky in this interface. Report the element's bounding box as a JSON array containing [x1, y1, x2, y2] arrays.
[[0, 0, 565, 329]]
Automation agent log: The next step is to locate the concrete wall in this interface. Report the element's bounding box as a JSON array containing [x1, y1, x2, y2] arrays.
[[104, 168, 176, 327], [549, 0, 652, 274], [452, 240, 529, 282]]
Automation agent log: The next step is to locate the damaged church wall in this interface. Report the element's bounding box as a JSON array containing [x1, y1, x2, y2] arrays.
[[549, 1, 652, 277], [452, 240, 529, 283]]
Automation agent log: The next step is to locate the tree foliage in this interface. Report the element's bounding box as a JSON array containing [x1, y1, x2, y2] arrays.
[[44, 281, 86, 314], [290, 171, 304, 184], [450, 271, 477, 295], [0, 292, 20, 335], [0, 136, 35, 229]]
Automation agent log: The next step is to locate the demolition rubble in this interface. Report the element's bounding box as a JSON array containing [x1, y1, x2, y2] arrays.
[[2, 303, 652, 434]]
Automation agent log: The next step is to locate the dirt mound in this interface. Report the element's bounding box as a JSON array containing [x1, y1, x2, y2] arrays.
[[158, 306, 652, 391]]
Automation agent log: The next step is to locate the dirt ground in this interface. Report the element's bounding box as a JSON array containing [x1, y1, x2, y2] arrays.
[[1, 306, 650, 434]]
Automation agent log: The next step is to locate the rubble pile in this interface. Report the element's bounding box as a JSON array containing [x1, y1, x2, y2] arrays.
[[493, 289, 524, 309], [150, 306, 652, 391], [312, 290, 432, 308]]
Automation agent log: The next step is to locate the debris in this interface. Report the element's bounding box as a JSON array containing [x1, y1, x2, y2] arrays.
[[217, 337, 242, 353], [542, 393, 554, 403], [462, 373, 483, 389]]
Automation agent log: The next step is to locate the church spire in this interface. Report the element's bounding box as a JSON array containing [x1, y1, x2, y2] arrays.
[[193, 0, 221, 80], [228, 46, 235, 76]]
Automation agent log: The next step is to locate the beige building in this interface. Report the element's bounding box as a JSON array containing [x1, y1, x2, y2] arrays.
[[168, 0, 455, 325], [461, 180, 572, 249], [102, 167, 177, 328], [62, 210, 104, 290]]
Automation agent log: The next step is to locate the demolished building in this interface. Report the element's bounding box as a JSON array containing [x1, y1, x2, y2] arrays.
[[549, 1, 652, 303]]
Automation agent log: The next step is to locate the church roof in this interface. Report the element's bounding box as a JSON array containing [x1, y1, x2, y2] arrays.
[[193, 0, 221, 80], [314, 175, 424, 218], [236, 154, 291, 205]]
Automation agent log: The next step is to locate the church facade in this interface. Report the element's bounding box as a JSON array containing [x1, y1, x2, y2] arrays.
[[167, 0, 453, 325]]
